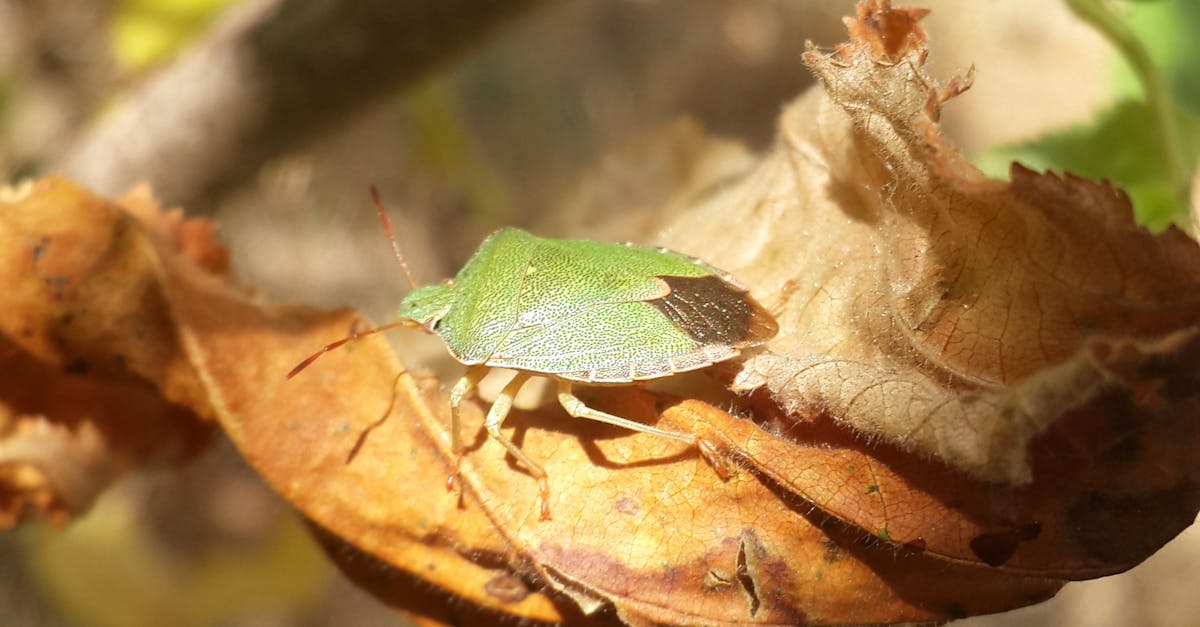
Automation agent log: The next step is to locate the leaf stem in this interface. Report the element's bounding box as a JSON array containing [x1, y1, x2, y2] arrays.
[[1066, 0, 1189, 204]]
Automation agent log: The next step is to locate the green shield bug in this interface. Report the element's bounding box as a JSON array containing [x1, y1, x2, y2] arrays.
[[289, 188, 778, 520]]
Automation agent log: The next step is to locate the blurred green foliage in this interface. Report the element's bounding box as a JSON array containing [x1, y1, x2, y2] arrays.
[[21, 488, 331, 627], [110, 0, 237, 70], [978, 0, 1199, 231], [1116, 0, 1200, 114], [407, 79, 516, 227], [976, 99, 1198, 231]]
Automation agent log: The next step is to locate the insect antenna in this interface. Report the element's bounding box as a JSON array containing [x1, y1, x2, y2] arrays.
[[369, 184, 419, 291], [288, 186, 426, 380], [286, 319, 417, 379]]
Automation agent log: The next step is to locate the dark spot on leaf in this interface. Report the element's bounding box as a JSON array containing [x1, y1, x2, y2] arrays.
[[43, 275, 70, 301], [969, 522, 1040, 567], [64, 359, 89, 375], [614, 497, 640, 515], [970, 533, 1015, 567], [969, 534, 1016, 567], [31, 236, 50, 262], [942, 602, 969, 620], [647, 275, 777, 346]]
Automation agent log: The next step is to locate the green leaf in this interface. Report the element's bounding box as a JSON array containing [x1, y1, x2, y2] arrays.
[[978, 0, 1200, 231], [1119, 0, 1200, 115], [977, 99, 1199, 231]]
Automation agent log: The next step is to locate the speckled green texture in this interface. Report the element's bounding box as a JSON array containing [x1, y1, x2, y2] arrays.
[[396, 228, 776, 383]]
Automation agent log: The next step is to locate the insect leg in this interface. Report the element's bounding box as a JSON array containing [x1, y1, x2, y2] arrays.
[[483, 371, 552, 520], [447, 366, 488, 492], [557, 383, 738, 480], [556, 382, 696, 445]]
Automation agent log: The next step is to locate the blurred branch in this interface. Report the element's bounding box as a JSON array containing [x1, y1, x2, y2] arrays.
[[58, 0, 546, 210]]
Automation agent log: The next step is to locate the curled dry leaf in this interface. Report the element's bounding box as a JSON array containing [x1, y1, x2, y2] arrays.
[[658, 0, 1200, 591], [0, 178, 214, 528]]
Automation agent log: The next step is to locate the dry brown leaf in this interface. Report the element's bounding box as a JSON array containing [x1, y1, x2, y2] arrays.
[[662, 1, 1200, 486], [653, 0, 1200, 587], [0, 178, 214, 527], [4, 1, 1200, 625]]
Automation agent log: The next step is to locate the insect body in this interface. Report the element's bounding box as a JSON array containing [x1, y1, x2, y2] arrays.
[[290, 200, 777, 520]]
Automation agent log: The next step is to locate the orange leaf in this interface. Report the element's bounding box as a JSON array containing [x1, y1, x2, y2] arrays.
[[0, 178, 214, 528]]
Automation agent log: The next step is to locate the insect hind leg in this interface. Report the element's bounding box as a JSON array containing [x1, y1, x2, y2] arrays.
[[555, 382, 696, 445], [556, 382, 736, 480]]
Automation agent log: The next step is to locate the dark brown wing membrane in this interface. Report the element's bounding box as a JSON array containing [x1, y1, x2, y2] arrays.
[[646, 275, 778, 347]]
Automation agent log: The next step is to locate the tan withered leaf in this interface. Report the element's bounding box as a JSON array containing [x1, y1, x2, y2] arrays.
[[657, 0, 1200, 581]]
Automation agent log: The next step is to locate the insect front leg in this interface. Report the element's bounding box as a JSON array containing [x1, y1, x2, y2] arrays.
[[482, 371, 553, 520], [447, 366, 488, 492]]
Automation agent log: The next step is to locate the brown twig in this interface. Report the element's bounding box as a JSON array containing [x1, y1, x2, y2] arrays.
[[58, 0, 546, 210]]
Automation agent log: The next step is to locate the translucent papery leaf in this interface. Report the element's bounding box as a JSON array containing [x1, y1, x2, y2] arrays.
[[658, 0, 1200, 583]]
